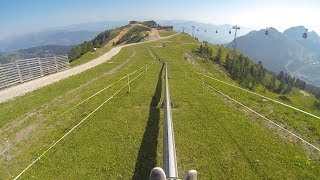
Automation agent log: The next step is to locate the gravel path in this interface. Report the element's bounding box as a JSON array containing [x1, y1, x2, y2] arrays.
[[0, 34, 177, 103]]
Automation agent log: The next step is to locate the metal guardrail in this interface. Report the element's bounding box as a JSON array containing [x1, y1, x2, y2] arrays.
[[163, 63, 178, 178]]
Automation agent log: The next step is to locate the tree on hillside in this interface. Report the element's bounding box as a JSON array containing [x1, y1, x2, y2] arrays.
[[273, 71, 297, 94], [316, 91, 320, 99], [277, 71, 284, 81], [249, 65, 258, 89], [215, 47, 222, 64], [203, 45, 209, 55], [194, 46, 270, 91], [68, 29, 114, 62], [294, 78, 306, 90], [285, 76, 295, 94], [268, 75, 276, 91], [230, 58, 240, 80], [197, 42, 213, 60], [225, 53, 231, 70], [199, 44, 203, 54], [69, 45, 82, 60], [209, 48, 213, 57], [257, 61, 266, 82], [279, 79, 286, 94]]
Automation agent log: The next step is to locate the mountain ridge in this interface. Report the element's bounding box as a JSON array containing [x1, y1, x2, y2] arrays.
[[0, 30, 99, 52], [158, 20, 252, 44], [228, 25, 320, 85], [0, 44, 73, 64]]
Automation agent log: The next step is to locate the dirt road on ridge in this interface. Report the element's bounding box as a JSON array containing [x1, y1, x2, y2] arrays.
[[0, 33, 177, 103]]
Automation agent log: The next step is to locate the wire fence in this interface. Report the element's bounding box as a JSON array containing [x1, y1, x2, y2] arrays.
[[191, 70, 320, 154], [1, 62, 155, 157], [0, 55, 69, 89], [196, 71, 320, 120], [13, 62, 152, 179]]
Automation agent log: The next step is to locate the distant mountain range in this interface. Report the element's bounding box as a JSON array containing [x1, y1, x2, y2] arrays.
[[17, 44, 73, 58], [0, 20, 251, 54], [228, 26, 320, 85], [55, 21, 127, 32], [0, 21, 128, 53], [0, 45, 73, 64], [5, 20, 320, 86], [0, 30, 99, 52], [158, 20, 252, 44]]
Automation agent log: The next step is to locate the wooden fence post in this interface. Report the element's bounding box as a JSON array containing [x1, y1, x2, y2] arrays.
[[127, 74, 130, 93], [202, 76, 204, 94]]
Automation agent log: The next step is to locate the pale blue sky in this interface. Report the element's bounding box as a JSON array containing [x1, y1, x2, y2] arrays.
[[1, 0, 320, 38]]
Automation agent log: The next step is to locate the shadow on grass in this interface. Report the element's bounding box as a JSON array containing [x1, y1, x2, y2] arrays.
[[132, 63, 164, 180]]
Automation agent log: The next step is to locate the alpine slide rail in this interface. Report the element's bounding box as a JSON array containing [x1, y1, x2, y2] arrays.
[[149, 63, 197, 180], [10, 59, 320, 179]]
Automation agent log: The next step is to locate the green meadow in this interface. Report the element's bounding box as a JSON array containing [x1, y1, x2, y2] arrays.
[[1, 33, 320, 179]]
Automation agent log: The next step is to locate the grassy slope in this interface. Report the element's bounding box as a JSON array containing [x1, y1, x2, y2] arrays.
[[159, 29, 177, 37], [0, 44, 161, 178], [25, 61, 164, 178], [188, 42, 320, 143], [190, 40, 320, 117], [152, 34, 320, 178], [0, 34, 320, 179], [116, 25, 150, 45], [69, 28, 123, 67], [69, 45, 111, 67]]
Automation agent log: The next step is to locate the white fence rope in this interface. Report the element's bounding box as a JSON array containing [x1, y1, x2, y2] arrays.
[[14, 70, 145, 179], [205, 83, 320, 153], [59, 61, 156, 117], [1, 61, 157, 156], [194, 71, 320, 120]]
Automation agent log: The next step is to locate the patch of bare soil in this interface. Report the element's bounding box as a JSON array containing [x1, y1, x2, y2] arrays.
[[146, 29, 160, 41], [299, 90, 310, 97]]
